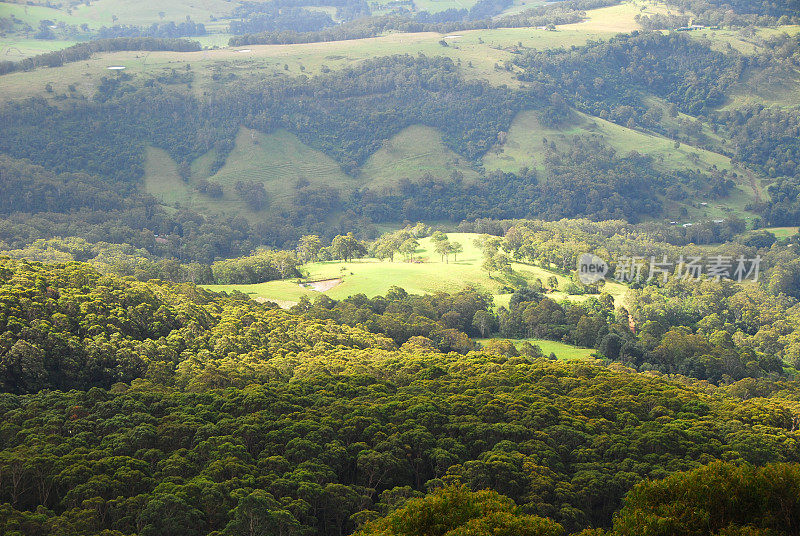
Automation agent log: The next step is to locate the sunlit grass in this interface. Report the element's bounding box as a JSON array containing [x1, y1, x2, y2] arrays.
[[204, 233, 629, 307]]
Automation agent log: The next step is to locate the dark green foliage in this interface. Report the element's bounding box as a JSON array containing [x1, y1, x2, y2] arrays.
[[611, 462, 800, 535], [669, 0, 800, 23], [0, 156, 258, 263], [356, 486, 564, 536], [292, 286, 491, 350], [0, 258, 387, 392], [514, 32, 743, 118], [1, 336, 800, 534], [0, 247, 799, 534]]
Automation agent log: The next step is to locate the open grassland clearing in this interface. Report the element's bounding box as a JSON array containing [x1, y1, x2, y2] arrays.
[[476, 337, 596, 360], [0, 12, 643, 103], [484, 109, 735, 175], [766, 226, 799, 239], [203, 127, 358, 202], [496, 0, 547, 17], [358, 125, 480, 189], [203, 232, 629, 307], [0, 1, 98, 27], [694, 25, 800, 55], [557, 0, 659, 33], [49, 0, 234, 26], [0, 37, 80, 59], [144, 124, 481, 216], [143, 127, 358, 218], [414, 0, 480, 13]]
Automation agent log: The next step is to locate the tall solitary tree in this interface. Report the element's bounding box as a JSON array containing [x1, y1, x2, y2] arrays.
[[331, 233, 366, 262], [297, 235, 323, 264]]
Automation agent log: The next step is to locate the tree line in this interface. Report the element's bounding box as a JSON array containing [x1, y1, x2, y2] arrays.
[[0, 37, 202, 76], [3, 257, 800, 533]]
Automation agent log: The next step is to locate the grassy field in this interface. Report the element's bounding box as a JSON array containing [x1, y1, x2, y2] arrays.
[[0, 0, 236, 27], [0, 1, 97, 27], [143, 145, 253, 217], [482, 108, 762, 222], [483, 109, 734, 175], [476, 337, 596, 360], [693, 25, 800, 55], [143, 147, 191, 206], [765, 226, 799, 239], [203, 232, 629, 307], [205, 127, 358, 203], [0, 9, 640, 104], [0, 37, 81, 59], [145, 123, 492, 216], [723, 65, 800, 110], [414, 0, 480, 13], [358, 125, 479, 189], [496, 0, 547, 17], [144, 124, 486, 215], [558, 0, 670, 33], [143, 127, 360, 217]]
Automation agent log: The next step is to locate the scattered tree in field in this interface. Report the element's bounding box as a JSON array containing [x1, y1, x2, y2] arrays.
[[331, 233, 366, 262], [431, 231, 448, 244], [297, 235, 323, 263], [400, 238, 419, 262], [450, 241, 464, 261], [372, 232, 406, 262], [410, 222, 431, 238], [435, 238, 452, 263], [482, 255, 497, 276], [495, 253, 512, 273]]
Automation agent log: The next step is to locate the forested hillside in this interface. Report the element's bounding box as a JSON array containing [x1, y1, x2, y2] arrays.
[[5, 0, 800, 534], [1, 30, 793, 250], [3, 259, 800, 535]]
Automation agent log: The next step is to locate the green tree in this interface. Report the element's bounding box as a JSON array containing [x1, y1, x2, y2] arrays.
[[331, 233, 366, 262], [435, 238, 452, 263], [355, 486, 563, 536], [400, 238, 420, 262], [547, 275, 559, 290], [450, 241, 464, 262], [297, 235, 323, 264], [224, 491, 305, 536]]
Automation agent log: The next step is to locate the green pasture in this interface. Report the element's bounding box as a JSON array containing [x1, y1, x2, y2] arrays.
[[203, 232, 629, 307], [476, 337, 596, 360], [765, 226, 799, 239], [358, 125, 479, 189]]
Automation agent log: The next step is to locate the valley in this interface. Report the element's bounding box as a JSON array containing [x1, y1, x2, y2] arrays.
[[3, 0, 800, 534]]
